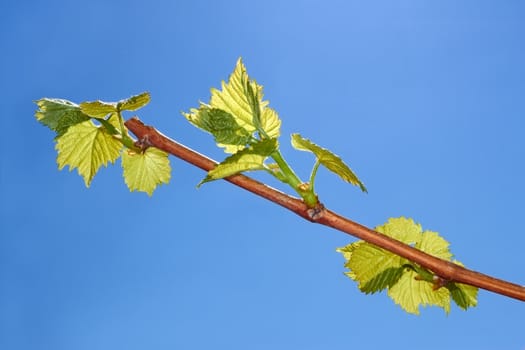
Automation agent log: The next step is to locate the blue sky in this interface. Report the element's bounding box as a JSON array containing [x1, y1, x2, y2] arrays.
[[1, 0, 524, 349]]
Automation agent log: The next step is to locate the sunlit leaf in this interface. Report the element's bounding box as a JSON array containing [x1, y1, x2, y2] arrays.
[[80, 92, 150, 117], [388, 268, 451, 315], [361, 267, 405, 294], [291, 133, 366, 192], [416, 230, 452, 261], [375, 217, 421, 245], [199, 138, 277, 186], [244, 74, 262, 132], [261, 107, 281, 139], [193, 58, 281, 147], [122, 147, 171, 196], [338, 217, 478, 315], [183, 106, 252, 153], [35, 98, 90, 136], [56, 120, 123, 186], [80, 100, 117, 118], [347, 242, 406, 294], [118, 91, 151, 111], [209, 58, 258, 133], [336, 244, 361, 262]]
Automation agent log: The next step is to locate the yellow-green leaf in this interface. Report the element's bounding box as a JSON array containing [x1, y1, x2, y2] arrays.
[[416, 230, 453, 261], [261, 107, 281, 139], [347, 243, 405, 293], [118, 92, 151, 111], [183, 106, 252, 153], [185, 58, 281, 151], [388, 268, 451, 315], [199, 138, 277, 186], [200, 58, 281, 146], [375, 217, 422, 245], [35, 98, 90, 136], [122, 147, 171, 196], [79, 92, 150, 118], [80, 100, 117, 118], [56, 120, 123, 186], [209, 58, 258, 133], [291, 133, 366, 192], [338, 217, 478, 314]]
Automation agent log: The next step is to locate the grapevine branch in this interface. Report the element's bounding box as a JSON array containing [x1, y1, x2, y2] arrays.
[[125, 117, 525, 302]]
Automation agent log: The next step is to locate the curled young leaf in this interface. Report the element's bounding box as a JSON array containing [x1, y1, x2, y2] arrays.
[[118, 92, 151, 111], [291, 133, 367, 192]]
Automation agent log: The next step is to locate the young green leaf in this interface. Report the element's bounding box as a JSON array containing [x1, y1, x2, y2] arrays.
[[199, 138, 278, 186], [291, 133, 367, 192], [336, 244, 360, 263], [204, 58, 281, 145], [387, 267, 451, 315], [80, 100, 117, 118], [35, 98, 90, 136], [209, 58, 258, 133], [261, 107, 281, 139], [122, 147, 171, 196], [79, 92, 151, 117], [375, 216, 422, 243], [346, 242, 407, 294], [243, 74, 262, 133], [339, 219, 420, 294], [118, 92, 151, 111], [56, 120, 123, 186], [183, 106, 252, 153], [415, 230, 452, 261], [361, 267, 405, 294], [337, 217, 478, 315]]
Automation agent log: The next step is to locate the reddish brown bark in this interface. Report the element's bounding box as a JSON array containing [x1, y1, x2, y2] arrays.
[[125, 116, 525, 302]]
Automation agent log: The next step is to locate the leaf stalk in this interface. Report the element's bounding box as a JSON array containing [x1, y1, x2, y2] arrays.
[[270, 150, 318, 207]]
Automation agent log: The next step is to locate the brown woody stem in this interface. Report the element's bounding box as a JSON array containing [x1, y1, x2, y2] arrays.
[[125, 116, 525, 302]]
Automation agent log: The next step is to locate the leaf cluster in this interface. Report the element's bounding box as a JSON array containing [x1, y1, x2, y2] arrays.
[[337, 217, 478, 314], [183, 58, 366, 206], [35, 93, 170, 195], [34, 58, 482, 315]]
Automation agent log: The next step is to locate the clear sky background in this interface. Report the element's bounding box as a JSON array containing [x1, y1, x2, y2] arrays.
[[1, 1, 524, 349]]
